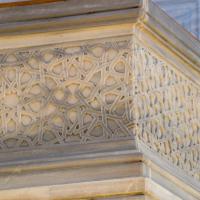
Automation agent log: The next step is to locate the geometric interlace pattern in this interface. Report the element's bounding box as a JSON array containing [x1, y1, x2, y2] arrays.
[[0, 37, 199, 181]]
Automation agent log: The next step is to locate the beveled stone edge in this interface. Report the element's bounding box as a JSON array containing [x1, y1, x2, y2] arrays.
[[139, 0, 200, 75], [138, 140, 200, 196], [0, 142, 199, 199], [0, 0, 142, 23], [0, 8, 141, 36], [0, 168, 198, 200], [0, 177, 146, 200], [0, 0, 199, 73], [0, 0, 142, 35], [0, 138, 137, 166], [0, 0, 63, 8]]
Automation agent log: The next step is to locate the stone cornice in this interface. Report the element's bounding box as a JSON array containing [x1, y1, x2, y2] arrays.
[[139, 0, 200, 76], [0, 0, 63, 8], [0, 0, 199, 72], [0, 145, 199, 200], [0, 0, 142, 28]]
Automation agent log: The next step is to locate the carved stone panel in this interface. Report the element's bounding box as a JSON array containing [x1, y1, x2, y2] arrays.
[[0, 36, 199, 181], [132, 42, 200, 181], [0, 38, 134, 151]]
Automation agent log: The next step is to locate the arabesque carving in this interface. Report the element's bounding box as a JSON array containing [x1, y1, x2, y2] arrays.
[[133, 42, 200, 181], [0, 39, 134, 150], [0, 37, 199, 180]]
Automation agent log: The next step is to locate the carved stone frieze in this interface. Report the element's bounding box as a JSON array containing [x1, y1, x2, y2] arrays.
[[132, 42, 200, 181], [0, 36, 199, 181], [0, 39, 134, 150]]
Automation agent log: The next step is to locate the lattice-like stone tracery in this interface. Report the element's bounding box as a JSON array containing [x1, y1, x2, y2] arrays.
[[0, 40, 134, 150], [0, 38, 200, 180], [133, 44, 200, 180]]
